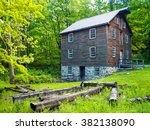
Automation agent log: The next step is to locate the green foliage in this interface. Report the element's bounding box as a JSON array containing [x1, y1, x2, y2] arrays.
[[13, 67, 59, 84], [0, 0, 44, 83], [0, 0, 150, 83], [128, 0, 150, 62], [0, 67, 150, 112]]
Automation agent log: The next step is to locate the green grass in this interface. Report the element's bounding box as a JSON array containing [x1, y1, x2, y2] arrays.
[[0, 67, 150, 113]]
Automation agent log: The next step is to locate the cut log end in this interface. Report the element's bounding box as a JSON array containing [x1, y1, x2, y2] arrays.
[[109, 87, 118, 102], [30, 103, 36, 111]]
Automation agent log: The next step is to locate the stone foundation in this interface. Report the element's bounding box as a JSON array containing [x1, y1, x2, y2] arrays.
[[61, 65, 118, 81]]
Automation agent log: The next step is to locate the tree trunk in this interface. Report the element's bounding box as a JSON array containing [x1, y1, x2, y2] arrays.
[[8, 33, 15, 84], [30, 86, 103, 111], [9, 61, 15, 84]]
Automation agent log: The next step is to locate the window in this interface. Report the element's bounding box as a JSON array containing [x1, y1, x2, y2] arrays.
[[126, 50, 129, 59], [94, 67, 100, 76], [111, 28, 116, 39], [125, 34, 129, 44], [89, 28, 96, 39], [68, 66, 72, 75], [68, 33, 73, 42], [89, 46, 96, 58], [112, 46, 116, 57], [68, 49, 73, 59], [123, 22, 126, 28], [115, 17, 119, 25]]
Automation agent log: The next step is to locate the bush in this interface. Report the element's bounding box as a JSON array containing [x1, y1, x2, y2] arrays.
[[14, 74, 56, 84], [14, 74, 29, 84]]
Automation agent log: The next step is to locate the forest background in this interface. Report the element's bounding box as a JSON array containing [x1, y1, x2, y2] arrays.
[[0, 0, 150, 84]]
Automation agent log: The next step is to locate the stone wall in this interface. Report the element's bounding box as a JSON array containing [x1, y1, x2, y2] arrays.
[[61, 65, 118, 81], [61, 66, 80, 81], [85, 66, 118, 80]]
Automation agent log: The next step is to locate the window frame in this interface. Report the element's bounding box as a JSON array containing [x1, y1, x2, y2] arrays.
[[89, 28, 96, 39], [68, 33, 74, 42], [111, 28, 116, 39], [123, 22, 126, 28], [126, 50, 129, 59], [68, 66, 72, 75], [115, 17, 119, 25], [94, 67, 100, 76], [89, 46, 96, 58], [112, 46, 116, 58], [68, 49, 73, 59], [125, 34, 129, 44]]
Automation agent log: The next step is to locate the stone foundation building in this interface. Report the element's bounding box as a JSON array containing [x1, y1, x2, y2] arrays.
[[60, 7, 132, 81]]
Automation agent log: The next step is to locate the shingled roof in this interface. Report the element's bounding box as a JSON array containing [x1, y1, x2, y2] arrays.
[[60, 7, 130, 34]]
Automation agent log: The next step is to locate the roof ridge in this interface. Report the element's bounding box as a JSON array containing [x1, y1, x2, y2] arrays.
[[61, 7, 129, 34]]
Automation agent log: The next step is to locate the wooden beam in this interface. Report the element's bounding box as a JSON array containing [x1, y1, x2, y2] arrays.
[[30, 86, 103, 111], [13, 86, 82, 102], [5, 87, 28, 93], [16, 85, 35, 91], [81, 81, 117, 88]]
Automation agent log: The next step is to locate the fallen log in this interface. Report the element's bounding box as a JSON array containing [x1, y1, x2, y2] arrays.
[[16, 85, 35, 91], [5, 87, 28, 93], [30, 86, 103, 111], [102, 82, 117, 88], [39, 94, 60, 101], [16, 84, 30, 89], [13, 86, 82, 102], [130, 96, 150, 103], [15, 86, 29, 93], [81, 81, 117, 88], [109, 87, 118, 102], [39, 86, 83, 101]]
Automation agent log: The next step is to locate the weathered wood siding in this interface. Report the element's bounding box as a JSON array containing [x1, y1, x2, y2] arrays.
[[61, 25, 108, 66], [107, 14, 132, 66]]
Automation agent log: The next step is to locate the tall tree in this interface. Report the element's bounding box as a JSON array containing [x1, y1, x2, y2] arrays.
[[0, 0, 43, 83], [128, 0, 150, 62]]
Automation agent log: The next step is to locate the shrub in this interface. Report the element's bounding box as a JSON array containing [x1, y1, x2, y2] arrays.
[[14, 74, 56, 84]]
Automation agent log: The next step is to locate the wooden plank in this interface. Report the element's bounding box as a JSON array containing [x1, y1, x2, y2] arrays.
[[81, 81, 117, 87], [30, 86, 103, 111], [13, 86, 82, 102]]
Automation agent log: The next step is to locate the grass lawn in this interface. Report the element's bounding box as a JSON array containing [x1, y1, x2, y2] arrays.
[[0, 67, 150, 113]]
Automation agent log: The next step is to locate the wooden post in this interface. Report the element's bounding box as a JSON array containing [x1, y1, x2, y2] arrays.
[[30, 86, 103, 111]]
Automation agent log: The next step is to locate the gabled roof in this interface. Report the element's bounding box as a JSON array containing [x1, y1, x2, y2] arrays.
[[60, 7, 130, 34]]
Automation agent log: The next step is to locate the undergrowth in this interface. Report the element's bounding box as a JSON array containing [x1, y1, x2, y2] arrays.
[[0, 67, 150, 113]]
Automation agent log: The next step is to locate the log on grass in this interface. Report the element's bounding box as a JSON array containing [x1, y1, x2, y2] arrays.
[[83, 82, 98, 87], [109, 87, 118, 101], [39, 86, 83, 101], [30, 86, 103, 111], [39, 94, 60, 101], [13, 86, 82, 102], [130, 96, 150, 103], [82, 81, 117, 88], [16, 85, 35, 91], [5, 87, 28, 93], [102, 82, 117, 88], [16, 84, 30, 89]]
